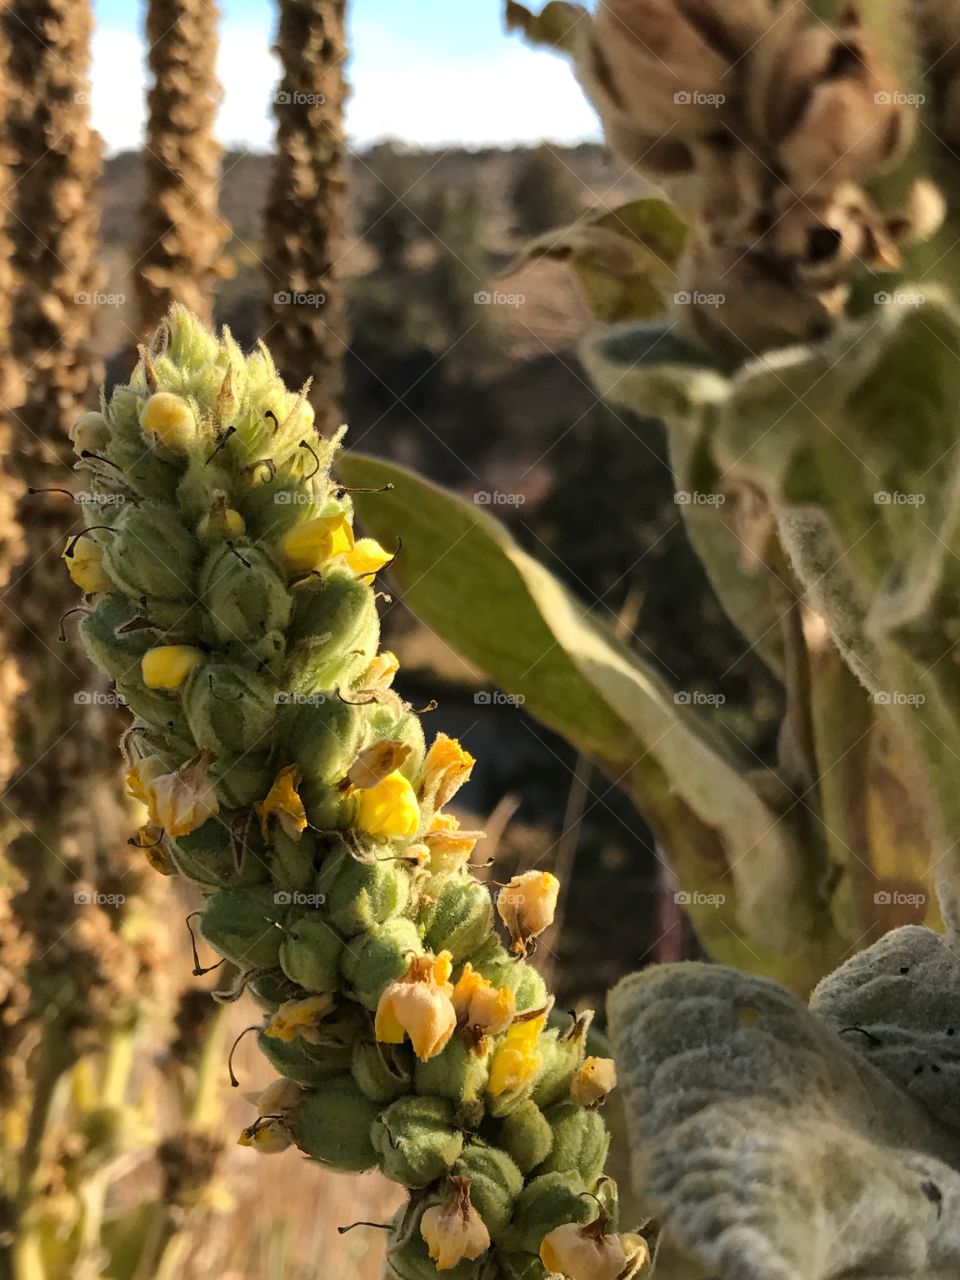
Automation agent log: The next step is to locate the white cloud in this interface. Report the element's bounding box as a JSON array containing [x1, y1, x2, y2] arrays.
[[90, 23, 598, 155]]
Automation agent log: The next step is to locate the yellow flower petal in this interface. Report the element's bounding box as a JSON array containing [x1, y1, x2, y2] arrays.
[[421, 1177, 491, 1270], [255, 764, 308, 842], [347, 740, 412, 791], [374, 952, 457, 1061], [141, 645, 204, 691], [265, 994, 334, 1044], [146, 749, 219, 837], [355, 770, 420, 838], [540, 1221, 649, 1280], [237, 1118, 293, 1154], [422, 734, 476, 808], [571, 1056, 618, 1107], [140, 392, 197, 450], [344, 537, 393, 580], [279, 512, 354, 574], [487, 1014, 547, 1097], [362, 651, 400, 689], [497, 871, 560, 956], [453, 963, 516, 1039], [63, 539, 112, 593]]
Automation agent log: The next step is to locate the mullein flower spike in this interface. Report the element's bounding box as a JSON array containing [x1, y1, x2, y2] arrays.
[[67, 307, 624, 1278]]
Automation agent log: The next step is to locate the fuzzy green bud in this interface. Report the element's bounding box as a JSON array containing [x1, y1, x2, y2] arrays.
[[284, 697, 365, 824], [168, 819, 268, 890], [502, 1172, 593, 1255], [351, 1039, 414, 1104], [278, 915, 344, 993], [339, 917, 423, 1011], [423, 877, 493, 964], [100, 502, 199, 601], [536, 1102, 609, 1185], [184, 664, 278, 758], [199, 885, 288, 969], [256, 1000, 365, 1083], [287, 569, 381, 693], [496, 1099, 554, 1175], [531, 1029, 586, 1109], [455, 1141, 524, 1239], [370, 1095, 464, 1188], [414, 1034, 492, 1108], [290, 1075, 381, 1172], [199, 544, 292, 658], [322, 852, 410, 937]]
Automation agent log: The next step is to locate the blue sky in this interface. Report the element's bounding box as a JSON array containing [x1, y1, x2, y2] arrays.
[[91, 0, 600, 152]]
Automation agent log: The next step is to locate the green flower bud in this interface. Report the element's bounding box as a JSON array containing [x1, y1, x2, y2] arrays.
[[339, 917, 423, 1011], [168, 817, 269, 890], [270, 827, 317, 892], [278, 915, 343, 993], [414, 1034, 491, 1107], [498, 1254, 550, 1280], [370, 1096, 464, 1188], [113, 674, 192, 742], [352, 1038, 414, 1104], [502, 1172, 592, 1255], [530, 1023, 588, 1109], [423, 877, 493, 964], [287, 569, 380, 693], [208, 753, 276, 809], [323, 851, 410, 936], [496, 1100, 554, 1174], [80, 597, 155, 686], [248, 968, 301, 1013], [365, 702, 426, 780], [183, 664, 277, 759], [101, 502, 199, 601], [257, 999, 365, 1081], [536, 1103, 609, 1185], [199, 885, 288, 969], [284, 696, 365, 824], [455, 1141, 524, 1239], [199, 544, 292, 655], [290, 1075, 381, 1172]]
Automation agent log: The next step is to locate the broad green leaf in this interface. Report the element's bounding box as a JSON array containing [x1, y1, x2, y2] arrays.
[[338, 451, 842, 987], [505, 200, 691, 324], [582, 322, 786, 676]]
